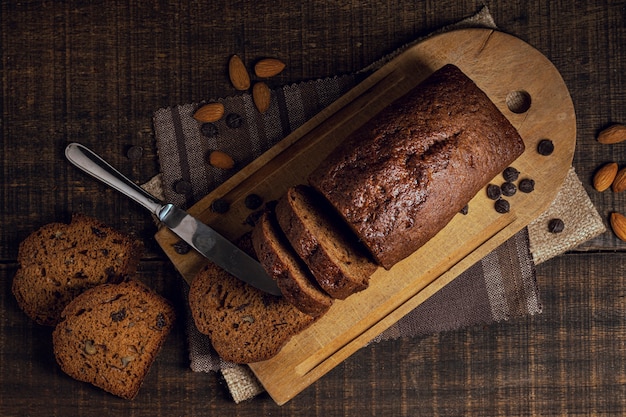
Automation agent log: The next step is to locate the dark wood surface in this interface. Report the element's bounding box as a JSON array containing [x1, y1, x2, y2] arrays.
[[1, 0, 625, 415]]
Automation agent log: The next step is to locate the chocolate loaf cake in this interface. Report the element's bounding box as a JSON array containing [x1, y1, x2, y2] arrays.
[[309, 64, 525, 269]]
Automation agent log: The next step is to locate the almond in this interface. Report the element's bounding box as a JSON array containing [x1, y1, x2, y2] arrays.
[[593, 162, 618, 192], [207, 150, 235, 170], [254, 58, 286, 78], [228, 55, 251, 91], [612, 167, 626, 192], [610, 212, 626, 242], [252, 82, 271, 113], [597, 124, 626, 144], [193, 102, 224, 123]]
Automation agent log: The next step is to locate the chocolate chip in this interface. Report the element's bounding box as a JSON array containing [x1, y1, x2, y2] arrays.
[[537, 139, 554, 156], [486, 184, 502, 200], [91, 227, 107, 238], [211, 198, 230, 213], [494, 198, 510, 214], [244, 210, 264, 227], [200, 122, 219, 138], [244, 193, 263, 210], [172, 240, 191, 255], [519, 178, 536, 193], [126, 145, 143, 161], [501, 181, 517, 197], [548, 218, 565, 234], [155, 313, 166, 330], [111, 308, 127, 322], [503, 167, 520, 182], [173, 180, 192, 194], [225, 113, 244, 129], [459, 205, 469, 215]]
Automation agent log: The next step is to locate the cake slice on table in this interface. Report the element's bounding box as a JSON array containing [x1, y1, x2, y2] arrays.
[[12, 213, 143, 326], [52, 279, 175, 400]]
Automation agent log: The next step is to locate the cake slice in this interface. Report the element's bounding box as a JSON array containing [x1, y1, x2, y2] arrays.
[[12, 213, 144, 326], [52, 279, 176, 400], [252, 211, 333, 317], [275, 185, 377, 300], [188, 232, 318, 364]]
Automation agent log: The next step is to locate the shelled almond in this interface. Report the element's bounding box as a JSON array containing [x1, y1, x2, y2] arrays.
[[253, 82, 271, 113], [254, 58, 286, 78], [229, 55, 251, 91], [597, 124, 626, 144], [610, 212, 626, 241], [193, 102, 225, 122], [593, 162, 618, 192], [207, 150, 235, 169]]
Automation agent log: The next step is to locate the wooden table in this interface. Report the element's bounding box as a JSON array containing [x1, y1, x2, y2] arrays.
[[1, 1, 624, 415]]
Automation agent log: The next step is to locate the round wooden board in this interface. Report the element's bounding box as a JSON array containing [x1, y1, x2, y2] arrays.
[[155, 29, 576, 404]]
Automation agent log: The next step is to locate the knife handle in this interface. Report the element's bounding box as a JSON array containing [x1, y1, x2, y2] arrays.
[[65, 142, 164, 215]]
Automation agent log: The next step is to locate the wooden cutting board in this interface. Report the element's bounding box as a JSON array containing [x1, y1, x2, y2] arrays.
[[155, 28, 576, 404]]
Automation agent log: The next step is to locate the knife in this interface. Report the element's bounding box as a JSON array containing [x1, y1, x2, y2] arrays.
[[64, 142, 282, 296]]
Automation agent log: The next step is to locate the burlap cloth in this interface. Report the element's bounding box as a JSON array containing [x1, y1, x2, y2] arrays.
[[148, 7, 606, 403]]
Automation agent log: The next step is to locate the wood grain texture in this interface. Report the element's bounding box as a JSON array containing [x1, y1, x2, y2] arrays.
[[1, 0, 625, 415]]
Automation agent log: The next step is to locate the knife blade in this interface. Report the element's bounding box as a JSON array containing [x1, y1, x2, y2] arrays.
[[64, 142, 282, 296]]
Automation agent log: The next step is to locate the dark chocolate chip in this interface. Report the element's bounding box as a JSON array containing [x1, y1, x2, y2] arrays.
[[200, 122, 219, 138], [244, 193, 263, 210], [519, 178, 536, 193], [494, 198, 510, 214], [244, 211, 264, 227], [548, 218, 565, 234], [111, 308, 127, 322], [173, 180, 192, 194], [537, 139, 554, 156], [503, 167, 520, 182], [459, 205, 469, 215], [126, 145, 144, 161], [211, 198, 230, 213], [486, 184, 502, 200], [155, 312, 166, 330], [225, 113, 244, 129], [91, 227, 107, 238], [172, 240, 191, 255], [501, 181, 517, 197]]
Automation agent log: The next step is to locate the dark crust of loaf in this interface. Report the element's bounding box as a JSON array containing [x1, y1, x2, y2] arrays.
[[252, 211, 333, 317], [52, 280, 175, 400], [12, 213, 144, 326], [308, 64, 525, 269], [188, 233, 317, 364], [275, 185, 377, 299]]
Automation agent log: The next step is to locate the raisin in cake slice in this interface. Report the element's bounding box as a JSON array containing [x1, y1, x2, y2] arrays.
[[275, 185, 377, 300], [252, 211, 333, 317], [52, 280, 175, 400]]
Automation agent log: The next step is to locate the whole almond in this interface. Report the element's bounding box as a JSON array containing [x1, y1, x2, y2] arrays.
[[610, 212, 626, 242], [593, 162, 618, 192], [229, 55, 251, 91], [207, 150, 235, 170], [612, 167, 626, 192], [254, 58, 286, 78], [252, 82, 271, 113], [193, 102, 224, 123], [597, 124, 626, 144]]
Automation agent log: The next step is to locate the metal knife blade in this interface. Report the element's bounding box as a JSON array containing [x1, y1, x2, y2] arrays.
[[64, 142, 282, 296]]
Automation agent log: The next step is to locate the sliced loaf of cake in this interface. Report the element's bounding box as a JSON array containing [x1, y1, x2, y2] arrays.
[[275, 185, 377, 300], [252, 211, 333, 317], [188, 232, 317, 364], [52, 279, 176, 400], [12, 213, 144, 326]]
